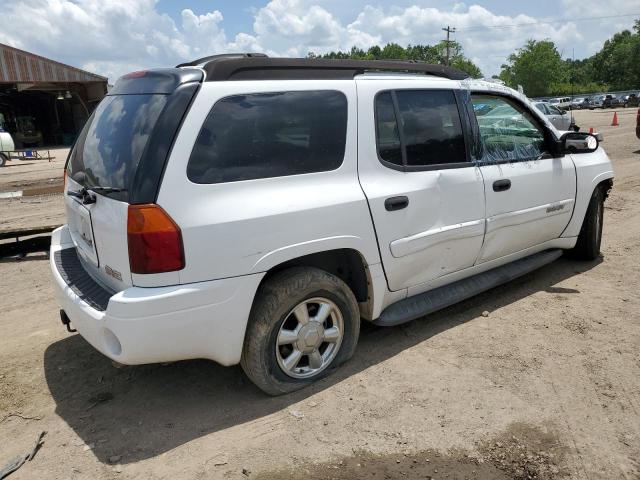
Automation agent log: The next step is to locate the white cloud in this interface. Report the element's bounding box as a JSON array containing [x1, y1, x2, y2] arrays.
[[0, 0, 636, 82]]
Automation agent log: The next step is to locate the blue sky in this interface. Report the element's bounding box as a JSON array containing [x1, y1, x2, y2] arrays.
[[156, 0, 569, 34], [1, 0, 638, 82]]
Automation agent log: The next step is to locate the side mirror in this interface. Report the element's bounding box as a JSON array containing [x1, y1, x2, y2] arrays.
[[560, 110, 567, 115], [562, 132, 599, 153]]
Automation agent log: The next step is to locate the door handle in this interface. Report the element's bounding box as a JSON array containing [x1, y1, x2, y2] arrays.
[[385, 196, 409, 211], [493, 179, 511, 192]]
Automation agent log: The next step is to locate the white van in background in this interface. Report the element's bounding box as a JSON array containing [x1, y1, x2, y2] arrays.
[[548, 97, 571, 111]]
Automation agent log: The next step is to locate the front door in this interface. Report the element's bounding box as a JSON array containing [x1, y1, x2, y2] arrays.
[[357, 82, 485, 292], [470, 94, 576, 263]]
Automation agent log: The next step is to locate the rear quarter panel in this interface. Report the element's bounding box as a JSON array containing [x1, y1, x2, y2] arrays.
[[157, 80, 381, 284]]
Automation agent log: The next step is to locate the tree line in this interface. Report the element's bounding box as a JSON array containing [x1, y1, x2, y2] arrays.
[[309, 19, 640, 98], [309, 41, 482, 79], [499, 20, 640, 97]]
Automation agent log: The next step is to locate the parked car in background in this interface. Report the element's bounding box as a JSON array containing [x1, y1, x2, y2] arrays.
[[589, 95, 605, 109], [622, 93, 639, 108], [534, 102, 573, 130], [603, 95, 621, 108], [570, 97, 589, 110], [549, 97, 571, 110]]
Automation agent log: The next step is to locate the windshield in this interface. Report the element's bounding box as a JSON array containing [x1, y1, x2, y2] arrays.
[[67, 94, 167, 200]]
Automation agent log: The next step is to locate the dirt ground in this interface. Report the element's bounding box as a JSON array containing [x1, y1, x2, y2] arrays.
[[0, 108, 639, 480], [0, 147, 67, 232]]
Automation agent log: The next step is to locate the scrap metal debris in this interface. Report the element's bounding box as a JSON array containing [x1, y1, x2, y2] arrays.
[[0, 431, 46, 479], [0, 412, 43, 423]]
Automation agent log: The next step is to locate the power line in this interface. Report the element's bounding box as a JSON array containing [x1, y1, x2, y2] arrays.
[[456, 13, 640, 32]]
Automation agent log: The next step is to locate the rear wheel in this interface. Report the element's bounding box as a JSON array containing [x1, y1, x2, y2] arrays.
[[241, 267, 360, 395], [571, 188, 604, 260], [0, 153, 7, 167]]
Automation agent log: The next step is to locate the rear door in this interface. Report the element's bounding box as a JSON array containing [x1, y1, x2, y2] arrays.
[[470, 93, 576, 263], [357, 81, 485, 292]]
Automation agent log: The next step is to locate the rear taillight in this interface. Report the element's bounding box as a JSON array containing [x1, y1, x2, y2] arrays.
[[127, 204, 185, 274]]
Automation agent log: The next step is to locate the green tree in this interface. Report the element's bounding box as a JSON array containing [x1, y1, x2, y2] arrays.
[[308, 42, 483, 78], [591, 23, 640, 90], [499, 40, 568, 97], [499, 19, 640, 95]]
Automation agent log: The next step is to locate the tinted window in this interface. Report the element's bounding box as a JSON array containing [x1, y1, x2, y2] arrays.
[[374, 90, 467, 168], [375, 92, 402, 165], [68, 94, 167, 198], [397, 90, 466, 166], [187, 91, 347, 184], [471, 95, 545, 163]]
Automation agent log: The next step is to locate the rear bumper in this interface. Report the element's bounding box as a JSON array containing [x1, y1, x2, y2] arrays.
[[49, 225, 264, 366]]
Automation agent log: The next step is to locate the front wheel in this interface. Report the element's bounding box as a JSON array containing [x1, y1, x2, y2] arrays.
[[0, 153, 7, 167], [570, 188, 604, 260], [241, 267, 360, 395]]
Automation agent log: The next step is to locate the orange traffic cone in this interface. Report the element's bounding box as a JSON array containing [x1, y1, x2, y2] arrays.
[[611, 112, 619, 126], [589, 127, 593, 134]]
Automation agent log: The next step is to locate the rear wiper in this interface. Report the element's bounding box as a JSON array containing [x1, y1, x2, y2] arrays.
[[88, 186, 127, 194], [66, 186, 127, 204]]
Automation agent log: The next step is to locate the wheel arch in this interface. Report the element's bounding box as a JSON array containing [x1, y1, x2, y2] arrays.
[[562, 154, 614, 239], [257, 248, 375, 319], [597, 177, 613, 199]]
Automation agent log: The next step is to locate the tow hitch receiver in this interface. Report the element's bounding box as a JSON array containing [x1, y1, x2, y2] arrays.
[[59, 310, 77, 333]]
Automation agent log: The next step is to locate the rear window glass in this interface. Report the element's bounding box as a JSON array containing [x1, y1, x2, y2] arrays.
[[187, 90, 347, 184], [67, 94, 167, 197]]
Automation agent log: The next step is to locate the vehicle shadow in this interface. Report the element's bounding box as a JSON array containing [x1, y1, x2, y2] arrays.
[[43, 255, 602, 464]]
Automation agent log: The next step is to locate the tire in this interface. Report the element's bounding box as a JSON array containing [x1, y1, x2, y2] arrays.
[[0, 153, 7, 167], [241, 267, 360, 396], [571, 188, 604, 260]]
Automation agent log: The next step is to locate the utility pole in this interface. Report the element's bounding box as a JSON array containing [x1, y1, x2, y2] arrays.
[[442, 26, 456, 66]]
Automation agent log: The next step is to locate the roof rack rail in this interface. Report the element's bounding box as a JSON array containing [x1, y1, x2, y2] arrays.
[[176, 52, 268, 68], [195, 57, 468, 81]]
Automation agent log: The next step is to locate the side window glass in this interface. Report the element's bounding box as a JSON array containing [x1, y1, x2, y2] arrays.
[[395, 90, 466, 166], [187, 91, 347, 184], [374, 89, 467, 168], [375, 92, 402, 165], [471, 95, 546, 163]]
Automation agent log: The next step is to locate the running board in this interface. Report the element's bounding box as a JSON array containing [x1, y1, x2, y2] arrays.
[[374, 249, 563, 327]]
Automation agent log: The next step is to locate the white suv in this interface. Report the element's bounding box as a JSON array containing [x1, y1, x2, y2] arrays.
[[50, 55, 613, 395]]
